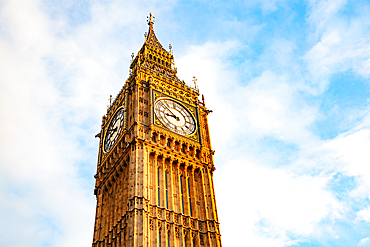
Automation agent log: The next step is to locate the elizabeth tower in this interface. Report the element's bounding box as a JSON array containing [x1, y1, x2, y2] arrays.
[[92, 14, 222, 247]]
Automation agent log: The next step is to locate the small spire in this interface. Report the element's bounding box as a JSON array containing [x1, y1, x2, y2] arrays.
[[108, 95, 113, 105], [147, 13, 155, 27], [169, 44, 173, 55], [172, 57, 176, 69], [192, 76, 198, 89]]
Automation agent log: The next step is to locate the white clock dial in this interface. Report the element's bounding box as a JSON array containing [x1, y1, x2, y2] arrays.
[[154, 98, 195, 135], [104, 107, 124, 152]]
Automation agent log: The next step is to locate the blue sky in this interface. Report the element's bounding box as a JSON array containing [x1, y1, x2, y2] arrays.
[[1, 0, 370, 246]]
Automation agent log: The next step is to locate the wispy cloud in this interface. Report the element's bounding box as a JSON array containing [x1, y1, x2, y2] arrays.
[[358, 237, 370, 246]]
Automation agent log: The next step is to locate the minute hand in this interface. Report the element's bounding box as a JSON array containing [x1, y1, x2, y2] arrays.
[[164, 105, 179, 120], [165, 113, 179, 120]]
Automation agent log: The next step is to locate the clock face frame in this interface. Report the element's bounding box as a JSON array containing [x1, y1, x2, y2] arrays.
[[154, 98, 196, 136], [103, 107, 125, 153]]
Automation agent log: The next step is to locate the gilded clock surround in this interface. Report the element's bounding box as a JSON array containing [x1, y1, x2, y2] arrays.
[[92, 14, 221, 247]]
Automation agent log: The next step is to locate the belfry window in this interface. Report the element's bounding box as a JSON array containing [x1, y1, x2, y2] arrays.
[[175, 141, 180, 152], [195, 150, 200, 159], [189, 146, 194, 157], [182, 144, 187, 154], [160, 135, 166, 145], [152, 133, 157, 143]]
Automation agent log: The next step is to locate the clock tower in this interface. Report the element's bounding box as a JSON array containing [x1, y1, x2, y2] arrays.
[[92, 14, 222, 247]]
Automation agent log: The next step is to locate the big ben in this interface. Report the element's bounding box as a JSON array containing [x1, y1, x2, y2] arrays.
[[92, 14, 222, 247]]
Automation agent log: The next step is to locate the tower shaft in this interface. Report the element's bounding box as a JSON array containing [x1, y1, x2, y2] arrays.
[[92, 15, 221, 247]]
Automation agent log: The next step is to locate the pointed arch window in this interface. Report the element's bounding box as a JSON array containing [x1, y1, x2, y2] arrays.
[[187, 177, 192, 217], [157, 166, 160, 207], [165, 170, 169, 209], [180, 175, 184, 214]]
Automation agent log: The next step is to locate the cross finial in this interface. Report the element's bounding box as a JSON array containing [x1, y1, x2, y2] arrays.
[[147, 13, 155, 26], [109, 95, 113, 105], [192, 76, 198, 89], [131, 52, 134, 63]]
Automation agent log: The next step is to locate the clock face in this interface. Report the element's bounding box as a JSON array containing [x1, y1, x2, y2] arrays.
[[154, 98, 195, 136], [104, 107, 124, 152]]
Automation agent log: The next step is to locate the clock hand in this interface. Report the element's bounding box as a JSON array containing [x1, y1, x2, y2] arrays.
[[163, 105, 177, 117], [163, 105, 180, 121], [165, 113, 180, 121], [108, 127, 118, 132]]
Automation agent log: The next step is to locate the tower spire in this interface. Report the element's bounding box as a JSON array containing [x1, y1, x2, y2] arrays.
[[144, 13, 168, 53]]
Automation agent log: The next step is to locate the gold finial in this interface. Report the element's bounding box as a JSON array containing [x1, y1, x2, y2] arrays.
[[192, 76, 198, 89], [107, 95, 113, 110], [169, 44, 173, 55], [147, 13, 155, 26]]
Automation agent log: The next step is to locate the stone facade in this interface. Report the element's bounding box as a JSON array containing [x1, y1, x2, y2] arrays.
[[92, 14, 222, 247]]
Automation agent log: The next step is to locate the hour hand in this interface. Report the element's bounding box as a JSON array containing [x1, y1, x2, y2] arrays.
[[165, 113, 179, 121], [109, 127, 118, 132]]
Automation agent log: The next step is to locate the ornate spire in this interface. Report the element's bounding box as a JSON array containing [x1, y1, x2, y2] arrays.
[[144, 13, 168, 53], [130, 14, 176, 76]]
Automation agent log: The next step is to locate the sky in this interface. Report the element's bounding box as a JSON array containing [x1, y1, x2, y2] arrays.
[[1, 0, 370, 246]]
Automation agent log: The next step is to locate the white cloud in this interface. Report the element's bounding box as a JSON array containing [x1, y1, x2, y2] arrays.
[[0, 1, 96, 247], [357, 207, 370, 222], [305, 0, 370, 90], [214, 159, 342, 247], [323, 124, 370, 199], [233, 71, 319, 144], [358, 237, 370, 246]]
